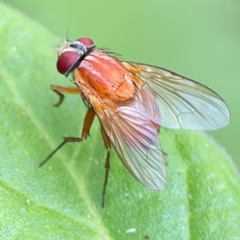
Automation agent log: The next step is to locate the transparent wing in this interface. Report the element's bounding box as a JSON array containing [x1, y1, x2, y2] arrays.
[[95, 87, 166, 190], [123, 62, 230, 130]]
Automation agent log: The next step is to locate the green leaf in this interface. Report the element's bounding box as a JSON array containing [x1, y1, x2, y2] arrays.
[[0, 3, 240, 240]]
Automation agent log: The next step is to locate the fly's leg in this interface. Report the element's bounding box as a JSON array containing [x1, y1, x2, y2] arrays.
[[50, 85, 80, 107], [38, 108, 95, 168], [100, 127, 111, 209]]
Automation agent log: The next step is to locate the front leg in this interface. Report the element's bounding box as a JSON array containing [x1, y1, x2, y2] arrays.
[[50, 85, 80, 107]]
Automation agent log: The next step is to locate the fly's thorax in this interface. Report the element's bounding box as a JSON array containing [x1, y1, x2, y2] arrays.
[[74, 50, 135, 103], [73, 68, 117, 112]]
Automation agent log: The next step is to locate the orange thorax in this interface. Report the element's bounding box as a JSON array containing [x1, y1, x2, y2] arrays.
[[74, 50, 135, 104]]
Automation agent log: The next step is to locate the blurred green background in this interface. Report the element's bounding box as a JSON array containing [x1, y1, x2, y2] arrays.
[[4, 0, 240, 169]]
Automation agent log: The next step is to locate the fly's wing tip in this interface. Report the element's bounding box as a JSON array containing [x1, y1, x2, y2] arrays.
[[148, 182, 166, 191], [224, 107, 231, 125], [141, 171, 167, 191], [209, 106, 230, 130]]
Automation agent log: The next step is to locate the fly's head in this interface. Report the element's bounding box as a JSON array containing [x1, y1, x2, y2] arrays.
[[56, 37, 95, 76]]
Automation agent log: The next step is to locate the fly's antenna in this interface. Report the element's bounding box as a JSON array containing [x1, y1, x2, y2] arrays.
[[65, 26, 71, 42]]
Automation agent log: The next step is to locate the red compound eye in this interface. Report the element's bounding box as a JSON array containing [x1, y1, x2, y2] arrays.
[[56, 51, 80, 75], [77, 37, 94, 48]]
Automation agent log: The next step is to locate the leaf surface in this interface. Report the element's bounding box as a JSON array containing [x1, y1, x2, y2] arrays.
[[0, 4, 240, 240]]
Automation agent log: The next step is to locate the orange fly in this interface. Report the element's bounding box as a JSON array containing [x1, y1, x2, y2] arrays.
[[39, 37, 230, 208]]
